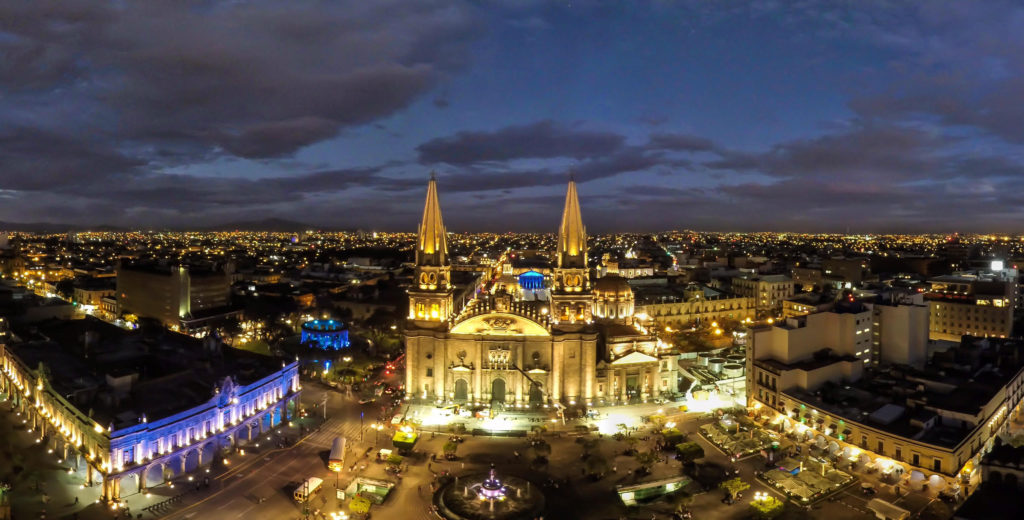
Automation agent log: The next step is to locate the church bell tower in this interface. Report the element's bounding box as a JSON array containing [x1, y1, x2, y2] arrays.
[[551, 178, 593, 325], [409, 173, 453, 325]]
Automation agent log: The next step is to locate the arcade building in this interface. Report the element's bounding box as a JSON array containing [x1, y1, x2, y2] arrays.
[[0, 317, 299, 502], [404, 176, 679, 408]]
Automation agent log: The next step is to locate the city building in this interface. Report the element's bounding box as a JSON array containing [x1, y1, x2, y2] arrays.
[[732, 274, 794, 318], [0, 317, 299, 502], [634, 283, 755, 328], [781, 292, 834, 318], [926, 274, 1014, 341], [116, 262, 234, 330], [870, 301, 929, 369], [73, 277, 117, 312], [749, 314, 1024, 486], [404, 177, 679, 408]]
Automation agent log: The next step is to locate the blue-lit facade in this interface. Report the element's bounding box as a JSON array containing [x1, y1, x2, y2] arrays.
[[518, 270, 545, 290], [0, 343, 300, 502], [301, 320, 350, 350]]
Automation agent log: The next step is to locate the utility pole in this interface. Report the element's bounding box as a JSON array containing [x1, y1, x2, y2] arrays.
[[360, 411, 364, 441]]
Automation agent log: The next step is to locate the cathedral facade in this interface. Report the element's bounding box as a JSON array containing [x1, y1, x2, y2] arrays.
[[404, 176, 678, 408]]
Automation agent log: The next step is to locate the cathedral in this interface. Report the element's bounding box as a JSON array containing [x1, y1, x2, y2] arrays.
[[404, 176, 679, 409]]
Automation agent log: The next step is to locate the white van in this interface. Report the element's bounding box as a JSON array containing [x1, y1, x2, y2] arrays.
[[293, 477, 323, 502]]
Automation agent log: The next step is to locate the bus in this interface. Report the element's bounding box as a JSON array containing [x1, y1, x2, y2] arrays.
[[293, 477, 323, 502], [328, 437, 346, 472]]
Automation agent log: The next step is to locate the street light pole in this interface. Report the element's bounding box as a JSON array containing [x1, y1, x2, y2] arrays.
[[360, 411, 364, 441], [322, 394, 328, 422]]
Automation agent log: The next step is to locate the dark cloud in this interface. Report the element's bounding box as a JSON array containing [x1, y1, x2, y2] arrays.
[[0, 128, 144, 190], [417, 120, 626, 165], [706, 123, 949, 182], [0, 0, 481, 167], [647, 133, 715, 152]]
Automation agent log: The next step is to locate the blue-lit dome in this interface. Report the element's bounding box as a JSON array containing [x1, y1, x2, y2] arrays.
[[518, 270, 545, 290], [301, 320, 350, 350]]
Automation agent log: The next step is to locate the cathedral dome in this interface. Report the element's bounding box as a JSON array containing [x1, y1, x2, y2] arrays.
[[593, 274, 633, 300]]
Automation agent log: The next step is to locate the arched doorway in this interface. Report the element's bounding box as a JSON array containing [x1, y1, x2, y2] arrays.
[[491, 378, 506, 405], [454, 379, 469, 401], [529, 383, 543, 406]]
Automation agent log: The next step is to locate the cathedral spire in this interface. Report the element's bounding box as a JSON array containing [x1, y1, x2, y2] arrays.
[[416, 173, 448, 267], [557, 178, 587, 268]]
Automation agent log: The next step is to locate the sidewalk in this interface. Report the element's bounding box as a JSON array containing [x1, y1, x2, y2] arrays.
[[0, 396, 319, 520]]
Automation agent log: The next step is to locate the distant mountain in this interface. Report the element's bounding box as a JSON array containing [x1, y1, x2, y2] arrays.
[[0, 221, 92, 233], [201, 217, 321, 232], [0, 217, 343, 233]]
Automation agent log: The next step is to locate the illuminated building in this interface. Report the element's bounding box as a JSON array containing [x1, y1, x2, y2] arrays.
[[732, 274, 795, 318], [0, 317, 299, 502], [300, 319, 350, 350], [116, 261, 236, 330], [405, 176, 677, 407], [748, 314, 1024, 485], [926, 274, 1014, 341]]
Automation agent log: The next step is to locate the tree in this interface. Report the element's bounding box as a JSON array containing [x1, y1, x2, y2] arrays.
[[349, 496, 372, 514], [634, 451, 658, 473], [585, 453, 610, 478], [719, 477, 750, 499], [443, 441, 458, 460], [749, 495, 784, 519], [675, 442, 705, 464]]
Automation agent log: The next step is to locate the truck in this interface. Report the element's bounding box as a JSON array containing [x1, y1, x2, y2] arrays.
[[328, 437, 346, 472], [293, 477, 323, 502]]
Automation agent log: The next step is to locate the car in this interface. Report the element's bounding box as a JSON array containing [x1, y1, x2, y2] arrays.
[[358, 397, 376, 405]]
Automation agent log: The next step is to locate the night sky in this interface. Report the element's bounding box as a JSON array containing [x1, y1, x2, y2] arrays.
[[3, 1, 1024, 233]]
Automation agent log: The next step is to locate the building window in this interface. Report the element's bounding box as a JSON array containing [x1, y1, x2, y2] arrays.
[[912, 453, 920, 466], [123, 447, 134, 466], [895, 448, 902, 461], [426, 368, 433, 378], [877, 441, 884, 455], [933, 458, 941, 472]]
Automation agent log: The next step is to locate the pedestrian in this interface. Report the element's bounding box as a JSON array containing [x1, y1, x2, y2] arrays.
[[74, 496, 79, 505]]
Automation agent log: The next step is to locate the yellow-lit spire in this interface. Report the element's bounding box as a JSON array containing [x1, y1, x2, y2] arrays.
[[416, 172, 448, 266], [557, 177, 587, 268]]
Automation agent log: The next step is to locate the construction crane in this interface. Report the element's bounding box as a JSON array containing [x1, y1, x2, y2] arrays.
[[511, 363, 565, 424]]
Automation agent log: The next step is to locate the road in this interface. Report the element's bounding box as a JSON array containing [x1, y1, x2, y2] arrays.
[[163, 371, 405, 520]]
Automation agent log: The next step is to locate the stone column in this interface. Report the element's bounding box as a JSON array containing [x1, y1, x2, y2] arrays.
[[113, 477, 121, 501], [551, 342, 563, 402], [515, 345, 524, 405], [618, 369, 627, 402], [406, 337, 417, 399], [87, 464, 94, 486], [474, 345, 483, 403]]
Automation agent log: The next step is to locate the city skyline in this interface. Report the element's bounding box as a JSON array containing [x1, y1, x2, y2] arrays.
[[4, 1, 1024, 233]]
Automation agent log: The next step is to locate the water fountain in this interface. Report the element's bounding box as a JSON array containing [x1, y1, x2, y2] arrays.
[[434, 464, 544, 520]]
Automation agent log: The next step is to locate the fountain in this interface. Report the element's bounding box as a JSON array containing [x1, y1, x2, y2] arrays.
[[434, 464, 544, 520]]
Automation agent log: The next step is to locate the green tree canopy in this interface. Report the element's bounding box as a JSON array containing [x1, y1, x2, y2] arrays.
[[749, 495, 784, 519], [349, 496, 372, 514], [719, 477, 750, 498], [674, 442, 705, 463]]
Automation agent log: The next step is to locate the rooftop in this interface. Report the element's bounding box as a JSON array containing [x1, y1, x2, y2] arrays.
[[9, 317, 285, 430]]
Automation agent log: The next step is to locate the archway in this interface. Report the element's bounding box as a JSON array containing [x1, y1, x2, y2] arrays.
[[454, 379, 469, 401], [184, 449, 200, 473], [491, 378, 506, 405], [529, 383, 543, 406], [200, 441, 217, 466], [144, 463, 165, 488]]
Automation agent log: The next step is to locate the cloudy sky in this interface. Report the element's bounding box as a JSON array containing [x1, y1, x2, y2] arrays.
[[3, 1, 1024, 233]]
